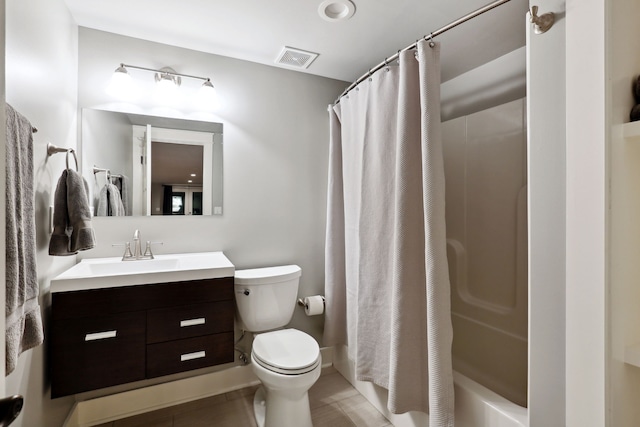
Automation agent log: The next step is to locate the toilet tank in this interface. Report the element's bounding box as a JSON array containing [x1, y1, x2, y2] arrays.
[[234, 265, 302, 332]]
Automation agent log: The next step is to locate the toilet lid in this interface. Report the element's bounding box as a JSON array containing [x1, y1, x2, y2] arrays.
[[252, 329, 320, 374]]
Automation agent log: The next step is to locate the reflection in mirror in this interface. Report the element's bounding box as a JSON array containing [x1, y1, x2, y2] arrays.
[[81, 109, 223, 217]]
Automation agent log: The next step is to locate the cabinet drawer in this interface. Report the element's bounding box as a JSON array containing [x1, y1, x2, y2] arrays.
[[147, 301, 234, 344], [50, 311, 146, 398], [146, 332, 234, 378], [52, 277, 234, 320]]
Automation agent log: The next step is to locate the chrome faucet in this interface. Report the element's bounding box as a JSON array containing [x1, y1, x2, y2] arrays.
[[132, 229, 142, 259], [117, 229, 162, 261]]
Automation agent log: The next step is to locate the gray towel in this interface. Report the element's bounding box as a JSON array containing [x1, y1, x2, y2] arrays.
[[48, 169, 95, 255], [96, 184, 126, 216], [112, 175, 130, 215], [5, 103, 44, 375], [67, 169, 95, 252], [48, 170, 74, 256]]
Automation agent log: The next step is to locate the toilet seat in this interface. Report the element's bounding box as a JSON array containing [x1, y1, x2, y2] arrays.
[[252, 329, 320, 375]]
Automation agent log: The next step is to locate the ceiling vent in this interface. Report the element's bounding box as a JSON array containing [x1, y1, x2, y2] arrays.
[[275, 47, 319, 69]]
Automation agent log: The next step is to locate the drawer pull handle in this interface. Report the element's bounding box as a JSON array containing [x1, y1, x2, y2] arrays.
[[85, 330, 117, 341], [181, 351, 206, 362], [180, 318, 206, 328]]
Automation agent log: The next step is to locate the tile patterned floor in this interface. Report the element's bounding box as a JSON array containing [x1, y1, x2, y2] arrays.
[[95, 369, 393, 427]]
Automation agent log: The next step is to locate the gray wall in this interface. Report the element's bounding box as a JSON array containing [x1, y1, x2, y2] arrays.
[[82, 109, 135, 212], [77, 29, 347, 348]]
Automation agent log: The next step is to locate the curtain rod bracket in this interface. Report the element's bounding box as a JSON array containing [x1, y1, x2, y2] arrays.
[[529, 6, 555, 35]]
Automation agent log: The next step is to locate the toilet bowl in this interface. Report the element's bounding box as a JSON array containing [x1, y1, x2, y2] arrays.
[[251, 329, 321, 427], [234, 266, 321, 427]]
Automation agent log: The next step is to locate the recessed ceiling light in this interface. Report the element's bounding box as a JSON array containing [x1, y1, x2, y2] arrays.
[[190, 173, 196, 177], [187, 180, 193, 183], [318, 0, 356, 22]]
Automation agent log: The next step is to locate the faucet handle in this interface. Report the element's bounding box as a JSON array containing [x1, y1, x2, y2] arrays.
[[143, 241, 163, 259], [113, 242, 134, 260], [124, 242, 133, 259]]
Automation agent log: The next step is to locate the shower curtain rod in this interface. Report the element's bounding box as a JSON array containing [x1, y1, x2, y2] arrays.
[[334, 0, 512, 104]]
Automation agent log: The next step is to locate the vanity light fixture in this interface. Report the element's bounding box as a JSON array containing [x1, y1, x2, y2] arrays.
[[108, 63, 218, 107], [114, 63, 213, 89]]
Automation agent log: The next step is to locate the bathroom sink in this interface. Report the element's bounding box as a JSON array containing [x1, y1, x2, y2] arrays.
[[50, 251, 235, 293]]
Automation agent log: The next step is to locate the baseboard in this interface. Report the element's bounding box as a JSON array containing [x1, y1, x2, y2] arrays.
[[63, 347, 333, 427]]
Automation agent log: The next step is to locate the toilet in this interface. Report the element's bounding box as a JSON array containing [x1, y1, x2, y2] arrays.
[[234, 265, 321, 427]]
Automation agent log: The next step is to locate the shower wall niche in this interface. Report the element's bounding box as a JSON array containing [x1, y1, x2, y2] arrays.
[[442, 98, 528, 407]]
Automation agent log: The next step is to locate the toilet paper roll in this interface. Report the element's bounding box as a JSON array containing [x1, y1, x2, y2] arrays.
[[304, 296, 325, 316]]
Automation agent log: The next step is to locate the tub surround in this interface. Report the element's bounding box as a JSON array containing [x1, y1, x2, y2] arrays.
[[332, 345, 527, 427]]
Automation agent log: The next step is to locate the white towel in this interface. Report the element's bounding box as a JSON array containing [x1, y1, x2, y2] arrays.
[[112, 175, 130, 216], [96, 183, 126, 216], [5, 104, 44, 375]]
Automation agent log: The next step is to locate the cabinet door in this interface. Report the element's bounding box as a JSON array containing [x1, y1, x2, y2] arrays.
[[50, 311, 146, 398], [147, 301, 234, 344], [146, 332, 234, 378]]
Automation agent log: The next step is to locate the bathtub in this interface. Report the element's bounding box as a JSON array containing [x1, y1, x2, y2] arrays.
[[333, 345, 527, 427]]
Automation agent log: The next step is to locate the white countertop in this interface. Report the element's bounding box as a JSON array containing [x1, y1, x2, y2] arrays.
[[50, 251, 235, 293]]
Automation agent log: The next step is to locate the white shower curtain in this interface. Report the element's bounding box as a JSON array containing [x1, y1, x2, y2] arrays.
[[324, 40, 454, 426]]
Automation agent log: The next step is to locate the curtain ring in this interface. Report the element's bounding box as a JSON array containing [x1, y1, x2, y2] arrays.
[[428, 33, 435, 48], [368, 68, 373, 81]]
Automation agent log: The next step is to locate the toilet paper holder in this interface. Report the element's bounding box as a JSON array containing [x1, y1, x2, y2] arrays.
[[297, 296, 325, 309]]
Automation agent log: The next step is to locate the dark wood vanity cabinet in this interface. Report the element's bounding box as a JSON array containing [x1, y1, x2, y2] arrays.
[[50, 277, 235, 398]]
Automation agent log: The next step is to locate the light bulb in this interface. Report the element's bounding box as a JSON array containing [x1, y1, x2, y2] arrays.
[[106, 65, 137, 100], [195, 79, 219, 111], [154, 73, 179, 104]]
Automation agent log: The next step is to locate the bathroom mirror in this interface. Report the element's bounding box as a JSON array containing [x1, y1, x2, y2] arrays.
[[81, 109, 223, 216]]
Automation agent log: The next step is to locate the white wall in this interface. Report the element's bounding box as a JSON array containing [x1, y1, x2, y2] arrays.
[[565, 0, 608, 425], [4, 0, 79, 425], [526, 1, 567, 425]]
